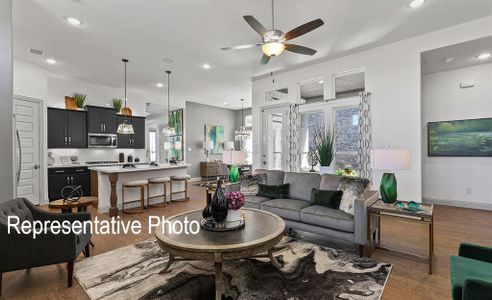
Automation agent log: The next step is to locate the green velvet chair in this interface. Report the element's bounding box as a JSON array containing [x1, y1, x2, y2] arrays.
[[450, 243, 492, 300]]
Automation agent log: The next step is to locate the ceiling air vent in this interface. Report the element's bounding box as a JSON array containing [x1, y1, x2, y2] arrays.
[[28, 48, 45, 57]]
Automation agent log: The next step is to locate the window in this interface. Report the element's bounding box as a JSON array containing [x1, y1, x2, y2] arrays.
[[244, 115, 253, 164], [334, 72, 365, 99], [149, 129, 157, 162], [334, 106, 359, 170], [265, 87, 289, 102], [300, 111, 325, 172]]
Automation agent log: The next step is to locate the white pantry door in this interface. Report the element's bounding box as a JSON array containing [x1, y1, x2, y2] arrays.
[[14, 98, 42, 204]]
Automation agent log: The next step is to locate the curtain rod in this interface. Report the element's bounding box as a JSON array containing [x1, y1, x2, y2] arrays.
[[294, 91, 371, 107]]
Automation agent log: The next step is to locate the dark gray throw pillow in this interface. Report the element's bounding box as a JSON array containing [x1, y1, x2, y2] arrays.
[[310, 188, 344, 209], [256, 183, 290, 199]]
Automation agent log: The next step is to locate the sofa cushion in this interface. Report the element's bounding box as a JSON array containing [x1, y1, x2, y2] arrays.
[[261, 199, 310, 222], [450, 255, 492, 300], [254, 169, 285, 185], [283, 172, 321, 202], [310, 188, 343, 209], [257, 183, 290, 199], [244, 195, 272, 208], [240, 174, 267, 195], [320, 174, 344, 190], [301, 206, 354, 233], [338, 176, 371, 215]]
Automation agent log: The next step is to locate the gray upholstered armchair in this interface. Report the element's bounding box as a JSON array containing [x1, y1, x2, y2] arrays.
[[0, 198, 91, 295]]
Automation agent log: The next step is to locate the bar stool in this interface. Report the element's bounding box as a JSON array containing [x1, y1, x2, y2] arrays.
[[147, 177, 170, 207], [122, 180, 148, 214], [170, 174, 191, 201]]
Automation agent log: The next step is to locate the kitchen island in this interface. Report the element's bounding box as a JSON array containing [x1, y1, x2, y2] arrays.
[[89, 163, 190, 216]]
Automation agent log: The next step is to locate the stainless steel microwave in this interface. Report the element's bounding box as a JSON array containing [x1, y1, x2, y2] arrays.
[[88, 133, 117, 148]]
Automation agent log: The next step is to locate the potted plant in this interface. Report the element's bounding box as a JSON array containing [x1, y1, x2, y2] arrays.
[[112, 98, 122, 113], [64, 95, 77, 110], [225, 191, 244, 222], [73, 93, 87, 109], [313, 125, 335, 174]]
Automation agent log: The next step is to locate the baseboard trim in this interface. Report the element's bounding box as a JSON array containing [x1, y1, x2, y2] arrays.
[[423, 197, 492, 211]]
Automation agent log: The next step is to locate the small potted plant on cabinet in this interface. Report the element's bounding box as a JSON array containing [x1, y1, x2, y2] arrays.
[[73, 93, 87, 109], [112, 98, 122, 113]]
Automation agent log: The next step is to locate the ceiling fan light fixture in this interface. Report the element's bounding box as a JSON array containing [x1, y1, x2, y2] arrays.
[[262, 42, 285, 57]]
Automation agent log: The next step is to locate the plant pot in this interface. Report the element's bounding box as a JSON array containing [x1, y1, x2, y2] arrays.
[[226, 209, 241, 223], [64, 96, 77, 110], [121, 106, 132, 116], [319, 164, 334, 174]]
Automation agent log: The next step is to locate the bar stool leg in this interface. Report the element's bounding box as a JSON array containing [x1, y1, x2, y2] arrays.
[[170, 179, 173, 201], [141, 186, 145, 210], [147, 183, 150, 208], [163, 182, 167, 205], [122, 186, 125, 212], [185, 179, 189, 201]]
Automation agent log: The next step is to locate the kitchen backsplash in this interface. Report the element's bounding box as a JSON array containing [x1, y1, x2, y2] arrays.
[[48, 148, 147, 164]]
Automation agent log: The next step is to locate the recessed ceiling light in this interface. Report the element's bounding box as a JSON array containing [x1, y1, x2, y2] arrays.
[[46, 58, 57, 64], [202, 63, 211, 70], [64, 16, 83, 26], [162, 58, 174, 64], [156, 82, 163, 88], [318, 80, 324, 84], [408, 0, 426, 8], [477, 52, 491, 60], [444, 57, 454, 63], [224, 102, 229, 106]]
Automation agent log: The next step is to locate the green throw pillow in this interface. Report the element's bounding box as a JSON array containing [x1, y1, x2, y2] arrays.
[[310, 188, 344, 209], [257, 183, 290, 199]]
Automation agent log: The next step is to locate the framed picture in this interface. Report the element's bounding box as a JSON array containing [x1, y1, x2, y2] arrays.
[[428, 117, 492, 157], [204, 125, 224, 154]]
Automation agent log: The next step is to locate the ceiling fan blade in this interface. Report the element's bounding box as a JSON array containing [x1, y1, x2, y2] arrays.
[[260, 54, 271, 65], [285, 44, 317, 56], [284, 18, 324, 41], [221, 43, 262, 50], [243, 15, 267, 36]]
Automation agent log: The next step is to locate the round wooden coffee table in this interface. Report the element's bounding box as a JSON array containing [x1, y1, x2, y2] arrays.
[[48, 196, 98, 213], [155, 208, 285, 300]]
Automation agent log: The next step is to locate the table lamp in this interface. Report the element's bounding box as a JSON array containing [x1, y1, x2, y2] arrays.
[[203, 140, 214, 162], [371, 148, 411, 204]]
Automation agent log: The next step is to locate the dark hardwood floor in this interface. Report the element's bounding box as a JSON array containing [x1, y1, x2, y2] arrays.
[[2, 184, 491, 299]]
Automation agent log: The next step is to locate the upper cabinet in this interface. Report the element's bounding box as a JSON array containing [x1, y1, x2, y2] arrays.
[[85, 105, 117, 134], [116, 115, 145, 149], [48, 108, 87, 148]]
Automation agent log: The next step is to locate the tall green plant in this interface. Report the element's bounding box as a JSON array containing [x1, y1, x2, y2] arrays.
[[73, 93, 87, 108], [313, 125, 334, 167], [112, 98, 122, 113]]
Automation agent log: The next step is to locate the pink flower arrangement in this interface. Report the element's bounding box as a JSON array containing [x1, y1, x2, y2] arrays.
[[225, 191, 245, 210]]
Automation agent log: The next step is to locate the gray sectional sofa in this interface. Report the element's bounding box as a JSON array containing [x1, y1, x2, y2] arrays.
[[244, 169, 378, 254]]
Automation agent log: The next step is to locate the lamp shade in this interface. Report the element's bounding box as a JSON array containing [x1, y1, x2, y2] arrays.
[[163, 142, 171, 150], [203, 140, 214, 150], [224, 141, 234, 151], [371, 149, 411, 170]]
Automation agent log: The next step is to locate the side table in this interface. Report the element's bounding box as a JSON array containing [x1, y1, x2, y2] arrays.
[[367, 199, 434, 274]]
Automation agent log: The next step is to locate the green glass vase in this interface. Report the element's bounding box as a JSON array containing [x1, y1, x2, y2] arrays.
[[380, 172, 397, 204], [229, 165, 239, 183]]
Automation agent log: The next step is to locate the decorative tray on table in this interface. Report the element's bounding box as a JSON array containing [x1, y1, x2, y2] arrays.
[[200, 218, 245, 232]]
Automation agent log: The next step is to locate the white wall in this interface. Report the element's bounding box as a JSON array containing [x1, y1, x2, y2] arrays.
[[13, 59, 47, 100], [422, 63, 492, 208], [0, 0, 13, 200], [252, 16, 492, 202]]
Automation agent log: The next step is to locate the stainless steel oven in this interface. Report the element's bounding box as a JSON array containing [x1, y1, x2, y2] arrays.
[[88, 133, 117, 148]]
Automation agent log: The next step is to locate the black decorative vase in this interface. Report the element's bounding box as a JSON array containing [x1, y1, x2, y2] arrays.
[[202, 191, 212, 219], [211, 178, 228, 225]]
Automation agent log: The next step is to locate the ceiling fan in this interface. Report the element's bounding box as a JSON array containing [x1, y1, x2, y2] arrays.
[[221, 0, 324, 65]]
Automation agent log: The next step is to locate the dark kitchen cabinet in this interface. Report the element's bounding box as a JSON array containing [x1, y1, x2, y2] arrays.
[[116, 115, 145, 149], [48, 108, 87, 148], [86, 105, 117, 134], [48, 167, 91, 201]]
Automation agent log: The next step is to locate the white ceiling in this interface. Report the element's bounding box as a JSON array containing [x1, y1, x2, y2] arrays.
[[422, 36, 492, 74], [13, 0, 492, 109]]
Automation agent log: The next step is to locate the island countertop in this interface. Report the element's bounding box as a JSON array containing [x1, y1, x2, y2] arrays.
[[89, 163, 190, 174]]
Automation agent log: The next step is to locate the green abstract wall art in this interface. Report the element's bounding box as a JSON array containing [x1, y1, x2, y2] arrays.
[[428, 117, 492, 156], [205, 125, 224, 154], [169, 109, 184, 160]]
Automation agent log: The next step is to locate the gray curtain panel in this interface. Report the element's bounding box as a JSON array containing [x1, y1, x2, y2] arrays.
[[357, 92, 372, 179], [288, 104, 300, 172]]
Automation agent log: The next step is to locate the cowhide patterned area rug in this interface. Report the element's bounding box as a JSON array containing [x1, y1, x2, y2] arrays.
[[74, 237, 391, 300]]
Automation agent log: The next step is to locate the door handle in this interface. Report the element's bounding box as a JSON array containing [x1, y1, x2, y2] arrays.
[[34, 164, 40, 170], [16, 129, 22, 187], [101, 124, 103, 131], [67, 176, 70, 184], [68, 137, 71, 145], [71, 176, 74, 184], [103, 124, 106, 131], [65, 136, 68, 145]]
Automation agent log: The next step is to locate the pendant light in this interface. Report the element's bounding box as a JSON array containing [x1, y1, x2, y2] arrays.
[[161, 70, 176, 136], [116, 58, 135, 134], [235, 99, 250, 141]]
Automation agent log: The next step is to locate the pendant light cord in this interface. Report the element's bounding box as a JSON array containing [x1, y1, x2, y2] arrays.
[[241, 99, 244, 127], [166, 70, 171, 126], [271, 0, 275, 29], [122, 58, 129, 107]]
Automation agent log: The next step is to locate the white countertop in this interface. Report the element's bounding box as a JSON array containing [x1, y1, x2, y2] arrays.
[[48, 162, 150, 169], [89, 163, 190, 174]]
